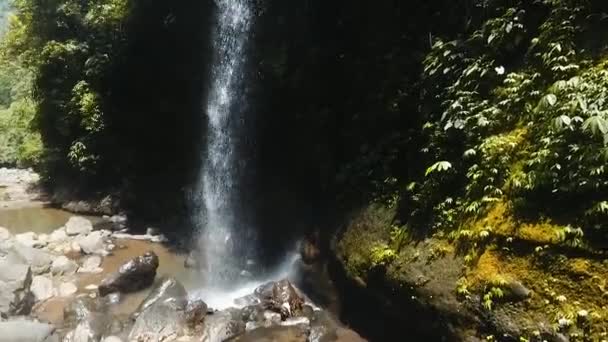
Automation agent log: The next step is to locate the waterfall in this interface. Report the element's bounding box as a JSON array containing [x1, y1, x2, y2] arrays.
[[195, 0, 252, 290]]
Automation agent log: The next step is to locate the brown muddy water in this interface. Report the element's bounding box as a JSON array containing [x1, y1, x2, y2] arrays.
[[0, 206, 98, 235]]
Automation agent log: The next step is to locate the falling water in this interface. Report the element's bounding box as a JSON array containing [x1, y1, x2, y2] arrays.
[[195, 0, 252, 290]]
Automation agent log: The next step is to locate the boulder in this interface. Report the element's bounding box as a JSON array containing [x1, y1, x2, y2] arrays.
[[185, 299, 208, 328], [31, 275, 55, 302], [0, 320, 57, 342], [128, 278, 189, 341], [79, 256, 103, 274], [265, 280, 305, 319], [15, 232, 44, 248], [10, 244, 53, 274], [65, 217, 93, 236], [48, 228, 68, 244], [200, 310, 246, 342], [132, 277, 188, 319], [0, 259, 34, 317], [98, 251, 159, 296], [63, 312, 110, 342], [59, 282, 78, 297], [76, 231, 105, 255], [51, 256, 79, 275]]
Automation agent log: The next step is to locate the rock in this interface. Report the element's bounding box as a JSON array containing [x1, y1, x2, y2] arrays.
[[65, 217, 93, 236], [98, 251, 159, 296], [102, 337, 123, 342], [31, 275, 55, 301], [0, 260, 34, 317], [71, 241, 82, 254], [59, 282, 78, 297], [0, 320, 57, 342], [48, 228, 68, 244], [15, 232, 44, 248], [200, 310, 246, 342], [0, 227, 12, 241], [263, 311, 282, 326], [51, 256, 79, 275], [128, 279, 189, 341], [234, 294, 261, 307], [146, 227, 160, 236], [132, 277, 188, 319], [64, 312, 110, 342], [185, 299, 208, 328], [281, 317, 310, 327], [79, 255, 103, 274], [266, 280, 305, 319], [10, 244, 53, 274], [300, 234, 321, 265], [230, 325, 310, 342], [84, 285, 98, 291], [77, 231, 105, 255]]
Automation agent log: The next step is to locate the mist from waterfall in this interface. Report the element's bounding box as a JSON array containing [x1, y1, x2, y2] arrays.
[[194, 0, 252, 290]]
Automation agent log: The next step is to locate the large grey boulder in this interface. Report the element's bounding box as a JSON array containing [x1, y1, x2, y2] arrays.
[[128, 278, 189, 341], [63, 312, 110, 342], [51, 256, 79, 275], [15, 232, 46, 248], [0, 258, 34, 317], [0, 320, 57, 342], [98, 251, 158, 296], [65, 217, 93, 236], [31, 275, 54, 302]]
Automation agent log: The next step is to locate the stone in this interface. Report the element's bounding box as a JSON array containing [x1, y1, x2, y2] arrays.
[[0, 320, 57, 342], [10, 244, 53, 275], [51, 256, 79, 275], [200, 310, 246, 342], [31, 275, 55, 301], [266, 279, 305, 319], [65, 217, 93, 236], [16, 232, 44, 248], [64, 312, 110, 342], [0, 226, 11, 241], [71, 241, 82, 254], [146, 227, 160, 236], [84, 285, 98, 291], [59, 282, 78, 297], [0, 259, 34, 317], [48, 228, 68, 244], [128, 279, 189, 341], [506, 280, 531, 301], [185, 299, 208, 328], [281, 317, 310, 327], [79, 256, 103, 274], [133, 277, 188, 319], [77, 231, 105, 255], [102, 337, 123, 342], [98, 251, 159, 296]]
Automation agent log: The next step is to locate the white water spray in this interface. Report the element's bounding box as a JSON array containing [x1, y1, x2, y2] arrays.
[[195, 0, 252, 289]]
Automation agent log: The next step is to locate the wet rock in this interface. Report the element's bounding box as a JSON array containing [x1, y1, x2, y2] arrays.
[[65, 217, 94, 236], [281, 317, 310, 327], [31, 275, 55, 301], [241, 305, 265, 323], [185, 299, 208, 328], [132, 277, 188, 319], [51, 256, 79, 275], [263, 311, 282, 325], [0, 259, 34, 317], [98, 251, 159, 296], [200, 310, 246, 342], [234, 294, 261, 307], [230, 325, 310, 342], [76, 231, 105, 255], [254, 281, 275, 300], [59, 282, 78, 297], [79, 255, 103, 274], [129, 279, 188, 341], [63, 297, 102, 325], [64, 312, 110, 342], [0, 319, 57, 342], [266, 279, 305, 319]]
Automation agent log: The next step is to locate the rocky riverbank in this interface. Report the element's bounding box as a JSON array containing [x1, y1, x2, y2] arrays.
[[0, 168, 367, 342]]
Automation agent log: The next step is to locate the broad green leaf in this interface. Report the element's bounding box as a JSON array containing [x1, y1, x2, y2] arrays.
[[425, 161, 452, 177], [582, 116, 608, 136], [546, 94, 557, 106]]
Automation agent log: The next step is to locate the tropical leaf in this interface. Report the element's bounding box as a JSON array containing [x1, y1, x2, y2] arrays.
[[582, 116, 608, 136], [425, 161, 453, 176]]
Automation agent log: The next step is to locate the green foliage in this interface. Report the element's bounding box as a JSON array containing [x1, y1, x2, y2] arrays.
[[404, 0, 608, 243], [370, 244, 397, 268]]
